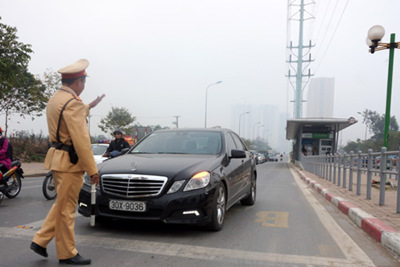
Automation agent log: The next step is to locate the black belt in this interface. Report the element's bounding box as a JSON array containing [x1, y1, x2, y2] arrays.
[[51, 142, 70, 152]]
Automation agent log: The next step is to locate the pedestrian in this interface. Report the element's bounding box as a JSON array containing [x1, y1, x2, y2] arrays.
[[30, 59, 105, 265], [103, 129, 130, 157]]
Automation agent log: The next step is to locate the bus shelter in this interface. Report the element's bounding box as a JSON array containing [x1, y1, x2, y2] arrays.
[[286, 117, 357, 161]]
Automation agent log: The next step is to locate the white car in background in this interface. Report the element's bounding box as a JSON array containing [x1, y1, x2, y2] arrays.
[[91, 144, 109, 164]]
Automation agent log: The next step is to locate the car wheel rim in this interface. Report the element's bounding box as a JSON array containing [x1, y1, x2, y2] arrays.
[[251, 183, 256, 200], [216, 186, 225, 225]]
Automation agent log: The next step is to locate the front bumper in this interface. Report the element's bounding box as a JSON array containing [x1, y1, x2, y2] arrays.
[[78, 184, 216, 226]]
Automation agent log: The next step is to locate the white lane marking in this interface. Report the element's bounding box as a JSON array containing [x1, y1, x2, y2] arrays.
[[0, 225, 359, 266], [290, 168, 376, 267]]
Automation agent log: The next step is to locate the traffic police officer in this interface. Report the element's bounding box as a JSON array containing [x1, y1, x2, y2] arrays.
[[30, 59, 104, 265]]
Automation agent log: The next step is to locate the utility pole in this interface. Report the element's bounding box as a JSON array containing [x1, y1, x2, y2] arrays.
[[286, 0, 315, 118], [172, 116, 180, 128]]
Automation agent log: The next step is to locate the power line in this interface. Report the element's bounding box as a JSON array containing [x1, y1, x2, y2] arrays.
[[314, 0, 349, 74], [314, 0, 340, 59]]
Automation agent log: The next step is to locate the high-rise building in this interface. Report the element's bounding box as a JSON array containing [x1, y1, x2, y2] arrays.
[[231, 104, 290, 152], [306, 77, 334, 117]]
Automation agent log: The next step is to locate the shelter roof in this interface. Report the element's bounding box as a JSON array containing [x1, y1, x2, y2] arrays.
[[286, 117, 357, 140]]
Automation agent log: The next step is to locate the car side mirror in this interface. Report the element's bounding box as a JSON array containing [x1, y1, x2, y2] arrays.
[[230, 149, 246, 159]]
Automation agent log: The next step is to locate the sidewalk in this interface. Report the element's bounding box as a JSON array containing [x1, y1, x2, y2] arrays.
[[292, 163, 400, 259], [22, 162, 48, 177]]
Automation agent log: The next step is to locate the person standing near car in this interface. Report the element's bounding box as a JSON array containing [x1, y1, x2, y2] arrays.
[[30, 59, 105, 265], [103, 129, 130, 157]]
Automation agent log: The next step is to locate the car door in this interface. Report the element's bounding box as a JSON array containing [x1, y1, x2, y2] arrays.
[[224, 132, 247, 204], [230, 132, 252, 193]]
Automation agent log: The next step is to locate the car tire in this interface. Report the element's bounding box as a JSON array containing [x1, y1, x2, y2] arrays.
[[241, 173, 256, 206], [206, 183, 226, 231]]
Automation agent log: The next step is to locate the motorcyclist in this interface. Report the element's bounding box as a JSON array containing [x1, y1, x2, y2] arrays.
[[0, 126, 12, 203], [0, 126, 11, 174], [103, 129, 130, 157]]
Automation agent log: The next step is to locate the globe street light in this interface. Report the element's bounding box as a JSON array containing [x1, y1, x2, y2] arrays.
[[204, 81, 222, 128], [238, 111, 250, 136], [366, 25, 400, 148]]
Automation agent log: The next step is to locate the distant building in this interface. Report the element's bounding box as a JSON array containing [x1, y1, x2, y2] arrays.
[[231, 104, 290, 152], [306, 77, 334, 118]]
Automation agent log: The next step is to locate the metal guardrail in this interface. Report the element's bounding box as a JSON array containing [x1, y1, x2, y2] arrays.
[[300, 147, 400, 213]]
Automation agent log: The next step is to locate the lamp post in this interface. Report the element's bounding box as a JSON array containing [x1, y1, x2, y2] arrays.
[[252, 122, 260, 142], [256, 124, 264, 139], [357, 111, 367, 141], [366, 25, 400, 148], [238, 111, 250, 136], [204, 81, 222, 128]]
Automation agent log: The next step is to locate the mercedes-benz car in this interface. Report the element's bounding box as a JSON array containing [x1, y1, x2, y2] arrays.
[[78, 128, 256, 231]]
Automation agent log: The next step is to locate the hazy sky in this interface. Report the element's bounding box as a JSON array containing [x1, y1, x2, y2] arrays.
[[1, 0, 400, 146]]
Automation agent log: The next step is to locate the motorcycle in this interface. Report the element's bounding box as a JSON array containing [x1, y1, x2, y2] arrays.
[[42, 171, 57, 200], [0, 159, 24, 205], [41, 147, 130, 200]]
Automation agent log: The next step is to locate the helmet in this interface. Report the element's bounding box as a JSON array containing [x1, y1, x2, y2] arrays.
[[113, 129, 123, 135]]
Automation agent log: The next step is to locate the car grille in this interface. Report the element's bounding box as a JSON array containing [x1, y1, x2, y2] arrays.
[[101, 174, 168, 198]]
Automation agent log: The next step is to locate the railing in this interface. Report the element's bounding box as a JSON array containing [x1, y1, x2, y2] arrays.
[[300, 147, 400, 213]]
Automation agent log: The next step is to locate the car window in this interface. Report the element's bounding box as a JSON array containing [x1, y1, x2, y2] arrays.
[[230, 132, 247, 151], [225, 132, 238, 151], [131, 131, 222, 155]]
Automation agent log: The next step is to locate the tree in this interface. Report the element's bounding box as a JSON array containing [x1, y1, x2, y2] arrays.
[[98, 107, 136, 136], [360, 109, 398, 141], [251, 137, 272, 152], [241, 138, 252, 150], [0, 17, 51, 136], [37, 68, 61, 98]]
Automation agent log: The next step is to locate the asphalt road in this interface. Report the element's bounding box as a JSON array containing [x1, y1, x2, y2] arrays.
[[0, 162, 399, 266]]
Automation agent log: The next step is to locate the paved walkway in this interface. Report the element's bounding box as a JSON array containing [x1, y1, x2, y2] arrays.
[[22, 162, 49, 177], [291, 163, 400, 259]]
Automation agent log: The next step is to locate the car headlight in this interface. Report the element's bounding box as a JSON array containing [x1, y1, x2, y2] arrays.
[[183, 171, 210, 192]]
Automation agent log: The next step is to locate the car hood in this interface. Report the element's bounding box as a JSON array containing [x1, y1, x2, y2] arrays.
[[98, 153, 223, 179]]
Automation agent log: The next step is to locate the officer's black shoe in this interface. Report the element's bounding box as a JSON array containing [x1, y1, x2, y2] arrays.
[[30, 242, 48, 258], [59, 253, 91, 265]]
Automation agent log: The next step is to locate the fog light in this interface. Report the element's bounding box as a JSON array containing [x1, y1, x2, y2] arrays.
[[183, 210, 200, 216]]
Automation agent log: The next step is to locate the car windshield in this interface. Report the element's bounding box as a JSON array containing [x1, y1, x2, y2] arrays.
[[91, 145, 108, 155], [130, 131, 222, 155]]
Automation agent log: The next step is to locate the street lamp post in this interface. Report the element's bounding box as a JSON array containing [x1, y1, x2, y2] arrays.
[[257, 124, 264, 139], [204, 81, 222, 128], [252, 122, 260, 142], [238, 111, 250, 136], [366, 25, 400, 148], [357, 111, 367, 141]]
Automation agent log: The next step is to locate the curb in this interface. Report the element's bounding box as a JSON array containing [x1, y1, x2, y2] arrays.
[[296, 169, 400, 258], [24, 172, 48, 178]]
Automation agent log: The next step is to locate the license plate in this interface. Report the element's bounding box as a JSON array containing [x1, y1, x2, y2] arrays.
[[109, 199, 146, 212]]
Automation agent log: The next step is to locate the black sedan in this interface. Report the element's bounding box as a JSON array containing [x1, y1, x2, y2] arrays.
[[78, 128, 257, 231]]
